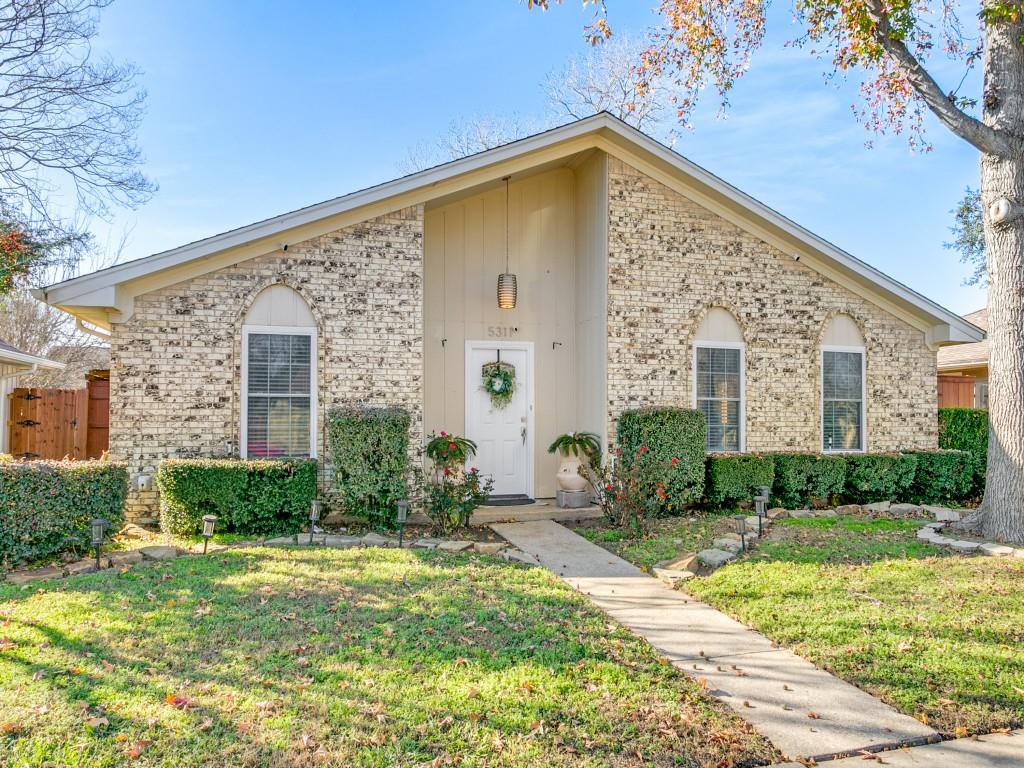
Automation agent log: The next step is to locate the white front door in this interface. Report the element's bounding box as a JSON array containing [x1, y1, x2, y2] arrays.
[[465, 342, 533, 498]]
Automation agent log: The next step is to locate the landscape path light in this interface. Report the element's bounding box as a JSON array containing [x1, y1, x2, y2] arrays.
[[90, 517, 107, 570], [201, 514, 217, 554], [396, 499, 410, 548]]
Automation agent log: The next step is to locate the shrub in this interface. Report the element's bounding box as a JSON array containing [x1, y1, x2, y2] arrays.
[[767, 453, 847, 508], [906, 450, 974, 505], [616, 408, 706, 511], [591, 455, 661, 531], [157, 459, 317, 536], [938, 407, 988, 494], [0, 459, 128, 569], [327, 406, 410, 527], [704, 454, 775, 507], [842, 453, 918, 504], [423, 468, 492, 534]]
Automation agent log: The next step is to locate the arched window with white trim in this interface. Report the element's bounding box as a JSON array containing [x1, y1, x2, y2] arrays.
[[821, 314, 865, 453], [693, 308, 745, 452], [241, 285, 317, 458]]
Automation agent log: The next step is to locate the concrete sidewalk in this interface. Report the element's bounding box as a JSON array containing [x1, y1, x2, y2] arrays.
[[492, 520, 938, 763], [772, 729, 1022, 766]]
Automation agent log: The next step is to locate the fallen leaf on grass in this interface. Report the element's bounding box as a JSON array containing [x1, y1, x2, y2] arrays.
[[84, 715, 109, 728], [164, 693, 193, 710], [196, 717, 214, 731], [126, 740, 152, 758], [0, 722, 24, 736]]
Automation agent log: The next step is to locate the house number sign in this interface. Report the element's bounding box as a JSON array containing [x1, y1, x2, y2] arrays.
[[487, 326, 518, 338]]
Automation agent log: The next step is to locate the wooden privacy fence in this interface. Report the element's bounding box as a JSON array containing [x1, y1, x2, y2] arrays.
[[938, 374, 976, 409], [6, 374, 109, 460]]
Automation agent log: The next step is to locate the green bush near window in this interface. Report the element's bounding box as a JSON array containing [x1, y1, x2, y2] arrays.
[[616, 408, 706, 511], [0, 460, 128, 569], [765, 453, 846, 508], [156, 459, 317, 536], [938, 407, 988, 494], [841, 453, 918, 504], [327, 406, 410, 527], [704, 454, 775, 507], [905, 449, 974, 505]]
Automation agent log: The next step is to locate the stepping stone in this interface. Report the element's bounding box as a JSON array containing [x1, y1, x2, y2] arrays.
[[948, 540, 981, 552], [437, 540, 473, 553], [890, 503, 921, 517], [744, 515, 761, 529], [5, 566, 64, 584], [65, 560, 98, 576], [411, 538, 441, 550], [697, 548, 737, 568], [120, 523, 154, 539], [107, 551, 143, 567], [766, 507, 788, 519], [323, 535, 360, 548], [501, 548, 538, 565], [473, 542, 505, 555], [360, 533, 392, 547], [1014, 549, 1024, 559], [980, 542, 1015, 557], [817, 509, 838, 518], [931, 536, 956, 546], [265, 535, 297, 546], [712, 537, 743, 553], [916, 528, 938, 540], [789, 509, 815, 518], [924, 505, 961, 522], [139, 545, 178, 561], [863, 501, 891, 513], [834, 504, 861, 515], [653, 567, 695, 584], [661, 553, 698, 571]]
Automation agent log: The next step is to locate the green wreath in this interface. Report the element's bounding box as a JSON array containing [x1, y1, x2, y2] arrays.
[[481, 361, 516, 410]]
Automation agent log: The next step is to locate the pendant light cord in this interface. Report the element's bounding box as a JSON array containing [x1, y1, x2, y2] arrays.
[[503, 176, 510, 273]]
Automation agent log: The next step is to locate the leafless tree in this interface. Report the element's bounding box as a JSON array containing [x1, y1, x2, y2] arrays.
[[400, 39, 673, 173], [0, 0, 153, 221], [544, 35, 672, 140]]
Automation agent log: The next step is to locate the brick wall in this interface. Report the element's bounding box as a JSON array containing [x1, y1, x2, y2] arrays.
[[109, 206, 423, 520], [606, 157, 937, 452]]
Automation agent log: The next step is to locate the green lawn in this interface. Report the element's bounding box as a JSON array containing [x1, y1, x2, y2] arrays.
[[0, 547, 778, 768], [684, 516, 1024, 737], [574, 515, 722, 571]]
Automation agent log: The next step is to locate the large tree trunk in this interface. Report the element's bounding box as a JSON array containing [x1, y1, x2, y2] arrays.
[[979, 7, 1024, 543]]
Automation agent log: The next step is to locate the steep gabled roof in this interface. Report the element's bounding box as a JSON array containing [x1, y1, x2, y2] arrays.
[[34, 112, 983, 346]]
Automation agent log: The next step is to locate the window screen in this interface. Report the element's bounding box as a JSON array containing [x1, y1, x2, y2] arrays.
[[246, 333, 312, 458], [695, 346, 742, 452], [822, 349, 863, 451]]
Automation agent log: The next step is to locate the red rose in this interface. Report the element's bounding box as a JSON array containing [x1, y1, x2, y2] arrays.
[[440, 431, 447, 437], [638, 445, 648, 454], [670, 457, 679, 467], [448, 442, 456, 451]]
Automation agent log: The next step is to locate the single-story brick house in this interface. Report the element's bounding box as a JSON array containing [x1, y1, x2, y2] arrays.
[[36, 113, 983, 519]]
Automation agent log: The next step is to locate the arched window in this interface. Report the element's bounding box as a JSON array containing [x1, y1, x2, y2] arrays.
[[693, 308, 744, 452], [821, 314, 865, 453], [241, 285, 317, 459]]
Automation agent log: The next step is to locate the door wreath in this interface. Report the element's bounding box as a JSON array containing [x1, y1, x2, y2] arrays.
[[481, 361, 516, 409]]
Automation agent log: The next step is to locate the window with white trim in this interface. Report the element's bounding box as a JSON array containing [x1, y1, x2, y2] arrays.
[[695, 345, 743, 452], [243, 329, 315, 458], [822, 348, 864, 452]]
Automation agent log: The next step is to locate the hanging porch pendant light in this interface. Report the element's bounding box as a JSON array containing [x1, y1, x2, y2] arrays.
[[497, 176, 517, 309]]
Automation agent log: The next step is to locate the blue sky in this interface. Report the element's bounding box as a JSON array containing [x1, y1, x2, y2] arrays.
[[84, 1, 985, 314]]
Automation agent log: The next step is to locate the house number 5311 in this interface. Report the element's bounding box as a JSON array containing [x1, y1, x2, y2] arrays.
[[487, 326, 517, 338]]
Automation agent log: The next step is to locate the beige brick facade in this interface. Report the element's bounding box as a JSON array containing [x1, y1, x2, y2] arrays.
[[109, 207, 423, 520], [606, 157, 937, 452]]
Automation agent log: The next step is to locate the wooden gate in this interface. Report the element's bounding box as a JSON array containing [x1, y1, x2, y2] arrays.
[[938, 375, 976, 408], [6, 372, 109, 460]]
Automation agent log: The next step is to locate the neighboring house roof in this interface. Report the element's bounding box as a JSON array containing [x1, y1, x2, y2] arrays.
[[0, 338, 66, 374], [33, 112, 983, 347], [937, 307, 989, 371]]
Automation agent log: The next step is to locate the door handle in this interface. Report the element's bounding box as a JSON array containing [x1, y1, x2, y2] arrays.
[[521, 426, 527, 445]]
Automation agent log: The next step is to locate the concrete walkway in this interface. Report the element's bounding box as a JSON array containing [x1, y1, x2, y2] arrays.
[[492, 520, 938, 763], [772, 729, 1022, 766]]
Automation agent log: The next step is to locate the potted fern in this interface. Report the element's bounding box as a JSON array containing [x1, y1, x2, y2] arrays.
[[547, 431, 601, 493]]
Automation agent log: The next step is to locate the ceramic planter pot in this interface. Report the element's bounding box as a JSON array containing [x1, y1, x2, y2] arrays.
[[556, 455, 589, 492]]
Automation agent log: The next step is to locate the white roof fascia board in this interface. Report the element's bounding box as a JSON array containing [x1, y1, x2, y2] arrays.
[[0, 348, 66, 370]]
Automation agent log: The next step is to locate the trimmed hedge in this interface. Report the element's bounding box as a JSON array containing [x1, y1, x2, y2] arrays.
[[327, 406, 410, 527], [617, 408, 706, 510], [841, 453, 918, 504], [938, 407, 987, 494], [0, 460, 128, 568], [705, 454, 775, 507], [767, 453, 846, 508], [905, 450, 974, 505], [157, 459, 317, 536]]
